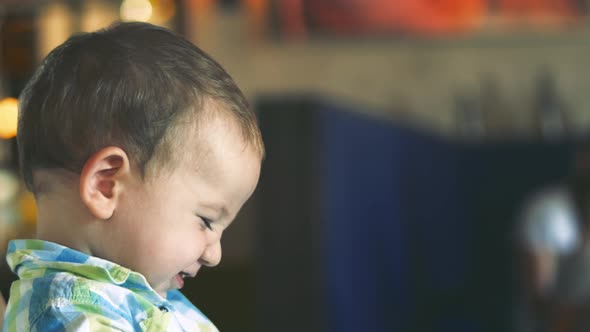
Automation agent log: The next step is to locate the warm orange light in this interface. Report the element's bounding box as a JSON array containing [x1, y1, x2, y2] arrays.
[[0, 97, 18, 139], [151, 0, 177, 24], [120, 0, 153, 22]]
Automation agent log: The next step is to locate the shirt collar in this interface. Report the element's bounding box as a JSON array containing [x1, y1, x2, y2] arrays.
[[6, 239, 166, 305]]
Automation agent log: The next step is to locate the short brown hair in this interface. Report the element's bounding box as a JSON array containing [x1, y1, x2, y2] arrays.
[[17, 22, 264, 193]]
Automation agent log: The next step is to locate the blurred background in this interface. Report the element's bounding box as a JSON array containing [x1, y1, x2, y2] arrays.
[[1, 0, 590, 331]]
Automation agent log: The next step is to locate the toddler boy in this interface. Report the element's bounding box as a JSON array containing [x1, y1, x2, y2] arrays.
[[1, 22, 263, 331]]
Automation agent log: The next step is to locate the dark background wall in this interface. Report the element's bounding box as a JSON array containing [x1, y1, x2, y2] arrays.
[[252, 95, 573, 332]]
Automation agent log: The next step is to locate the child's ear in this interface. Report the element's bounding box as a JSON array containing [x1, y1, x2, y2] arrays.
[[79, 147, 130, 220]]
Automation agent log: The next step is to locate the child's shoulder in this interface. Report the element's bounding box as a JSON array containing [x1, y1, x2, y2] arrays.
[[4, 271, 139, 330]]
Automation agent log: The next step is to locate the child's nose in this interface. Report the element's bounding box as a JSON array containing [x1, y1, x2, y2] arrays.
[[199, 241, 222, 267]]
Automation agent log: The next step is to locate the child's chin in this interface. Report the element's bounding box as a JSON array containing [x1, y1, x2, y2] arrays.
[[152, 283, 172, 298]]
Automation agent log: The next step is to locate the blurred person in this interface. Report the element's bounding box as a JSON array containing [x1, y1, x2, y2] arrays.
[[2, 22, 263, 331], [516, 142, 590, 332]]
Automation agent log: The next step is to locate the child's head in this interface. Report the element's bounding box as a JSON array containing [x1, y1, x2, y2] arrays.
[[17, 22, 263, 296]]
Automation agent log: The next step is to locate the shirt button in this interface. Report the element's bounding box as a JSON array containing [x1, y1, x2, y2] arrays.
[[159, 306, 169, 312]]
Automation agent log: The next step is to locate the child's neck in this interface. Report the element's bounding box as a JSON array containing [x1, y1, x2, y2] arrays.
[[35, 191, 94, 256]]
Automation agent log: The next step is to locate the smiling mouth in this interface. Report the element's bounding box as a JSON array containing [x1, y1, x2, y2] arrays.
[[179, 271, 195, 279], [175, 271, 196, 289]]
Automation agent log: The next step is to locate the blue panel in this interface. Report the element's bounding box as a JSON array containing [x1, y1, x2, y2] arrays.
[[317, 99, 573, 332], [319, 106, 413, 332]]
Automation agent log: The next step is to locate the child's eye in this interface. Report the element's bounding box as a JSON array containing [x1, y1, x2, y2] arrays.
[[200, 217, 213, 231]]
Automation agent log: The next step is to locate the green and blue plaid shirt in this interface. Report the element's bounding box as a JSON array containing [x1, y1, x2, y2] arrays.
[[1, 239, 219, 331]]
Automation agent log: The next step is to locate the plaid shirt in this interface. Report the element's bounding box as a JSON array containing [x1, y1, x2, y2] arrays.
[[1, 239, 219, 332]]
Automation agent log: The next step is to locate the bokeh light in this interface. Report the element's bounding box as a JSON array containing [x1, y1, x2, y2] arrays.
[[120, 0, 153, 22], [0, 98, 18, 139]]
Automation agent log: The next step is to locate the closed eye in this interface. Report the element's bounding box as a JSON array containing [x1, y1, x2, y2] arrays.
[[201, 217, 213, 230]]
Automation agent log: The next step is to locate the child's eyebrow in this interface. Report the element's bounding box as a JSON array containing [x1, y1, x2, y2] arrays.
[[201, 202, 228, 219]]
